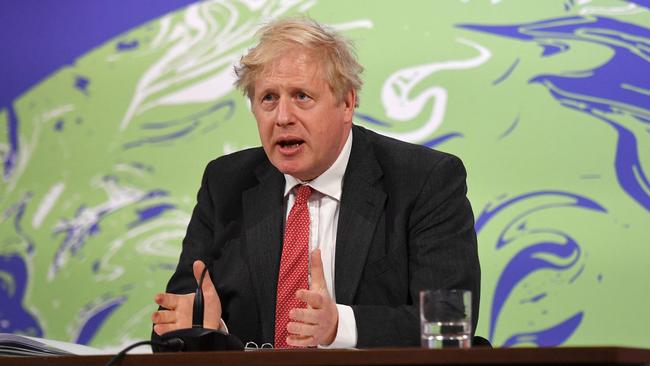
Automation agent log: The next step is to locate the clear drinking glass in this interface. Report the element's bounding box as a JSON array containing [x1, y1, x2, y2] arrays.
[[420, 289, 472, 349]]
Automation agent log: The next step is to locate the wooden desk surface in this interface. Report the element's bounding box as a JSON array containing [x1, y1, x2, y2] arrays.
[[4, 347, 650, 366]]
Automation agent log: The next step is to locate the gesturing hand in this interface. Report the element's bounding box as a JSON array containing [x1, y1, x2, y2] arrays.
[[286, 249, 339, 347], [151, 260, 222, 335]]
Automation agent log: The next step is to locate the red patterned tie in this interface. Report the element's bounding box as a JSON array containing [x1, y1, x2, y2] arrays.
[[274, 184, 313, 348]]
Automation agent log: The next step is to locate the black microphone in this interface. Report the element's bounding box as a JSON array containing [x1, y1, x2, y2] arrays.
[[192, 267, 207, 328], [156, 265, 244, 352]]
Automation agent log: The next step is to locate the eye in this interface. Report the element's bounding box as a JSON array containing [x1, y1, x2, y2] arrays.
[[261, 93, 276, 103], [296, 92, 311, 102]]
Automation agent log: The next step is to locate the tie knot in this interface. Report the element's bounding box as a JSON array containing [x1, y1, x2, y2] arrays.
[[294, 185, 312, 204]]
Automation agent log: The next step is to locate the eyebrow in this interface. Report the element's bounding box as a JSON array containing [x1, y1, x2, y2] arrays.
[[256, 85, 318, 98]]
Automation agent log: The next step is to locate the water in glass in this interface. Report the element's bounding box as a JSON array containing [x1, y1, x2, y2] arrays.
[[421, 320, 471, 349]]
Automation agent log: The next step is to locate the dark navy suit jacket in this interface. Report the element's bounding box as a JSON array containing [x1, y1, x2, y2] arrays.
[[160, 125, 480, 347]]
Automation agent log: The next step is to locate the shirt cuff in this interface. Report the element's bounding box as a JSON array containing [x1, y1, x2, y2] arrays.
[[319, 304, 357, 349], [219, 318, 228, 333]]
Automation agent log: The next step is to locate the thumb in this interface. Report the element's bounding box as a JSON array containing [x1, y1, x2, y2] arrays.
[[310, 249, 327, 291], [192, 260, 216, 295], [192, 260, 222, 330]]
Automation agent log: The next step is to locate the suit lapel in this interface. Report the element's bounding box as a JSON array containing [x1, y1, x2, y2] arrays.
[[335, 126, 386, 304], [242, 161, 285, 343]]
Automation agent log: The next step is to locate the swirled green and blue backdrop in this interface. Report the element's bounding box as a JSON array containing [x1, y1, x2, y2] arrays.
[[1, 0, 648, 349]]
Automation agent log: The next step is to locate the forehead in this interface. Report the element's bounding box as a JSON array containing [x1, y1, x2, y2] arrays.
[[255, 48, 328, 88]]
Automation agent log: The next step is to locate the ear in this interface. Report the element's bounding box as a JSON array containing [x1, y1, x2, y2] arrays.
[[342, 89, 356, 122]]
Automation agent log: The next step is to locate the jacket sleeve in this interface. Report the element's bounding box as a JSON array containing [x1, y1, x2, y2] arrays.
[[151, 161, 220, 348]]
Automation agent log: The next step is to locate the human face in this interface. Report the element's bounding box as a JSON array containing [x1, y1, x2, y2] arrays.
[[251, 49, 355, 181]]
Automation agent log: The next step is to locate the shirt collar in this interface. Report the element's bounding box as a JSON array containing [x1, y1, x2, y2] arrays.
[[283, 131, 352, 201]]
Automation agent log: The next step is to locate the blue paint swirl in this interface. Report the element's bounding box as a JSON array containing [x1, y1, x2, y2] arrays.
[[92, 260, 101, 274], [74, 296, 126, 345], [354, 112, 463, 148], [129, 203, 176, 227], [422, 132, 463, 148], [538, 81, 650, 211], [502, 312, 584, 347], [475, 190, 606, 346], [521, 292, 547, 304], [475, 190, 607, 240], [50, 182, 170, 277], [458, 15, 650, 211], [540, 40, 571, 57], [0, 254, 43, 336], [123, 100, 235, 149], [498, 116, 519, 140], [116, 39, 139, 51], [355, 112, 391, 127], [492, 58, 519, 85], [6, 193, 37, 253], [491, 231, 581, 344], [75, 75, 90, 95]]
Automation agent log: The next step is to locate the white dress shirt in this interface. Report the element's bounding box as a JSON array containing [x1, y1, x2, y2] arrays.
[[282, 131, 357, 348]]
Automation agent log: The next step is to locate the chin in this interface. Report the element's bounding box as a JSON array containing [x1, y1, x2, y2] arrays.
[[275, 163, 303, 178], [282, 168, 314, 181], [272, 158, 318, 181]]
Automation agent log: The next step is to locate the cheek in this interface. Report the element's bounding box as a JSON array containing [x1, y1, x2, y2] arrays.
[[255, 117, 272, 138]]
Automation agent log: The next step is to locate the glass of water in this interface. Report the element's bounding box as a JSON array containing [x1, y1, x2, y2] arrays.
[[420, 289, 471, 349]]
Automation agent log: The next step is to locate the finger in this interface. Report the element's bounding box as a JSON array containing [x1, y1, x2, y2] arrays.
[[153, 323, 180, 336], [296, 289, 324, 308], [286, 321, 317, 336], [154, 293, 179, 310], [310, 249, 327, 291], [286, 335, 316, 347], [289, 308, 320, 325], [151, 310, 176, 324], [193, 260, 218, 297]]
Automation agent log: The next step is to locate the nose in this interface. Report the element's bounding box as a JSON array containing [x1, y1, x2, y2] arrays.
[[276, 96, 294, 126]]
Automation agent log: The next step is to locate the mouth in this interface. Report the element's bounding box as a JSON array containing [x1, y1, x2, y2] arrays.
[[275, 137, 305, 156], [277, 138, 304, 149]]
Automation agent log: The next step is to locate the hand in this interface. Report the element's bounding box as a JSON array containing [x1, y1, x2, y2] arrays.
[[152, 260, 222, 335], [286, 249, 339, 347]]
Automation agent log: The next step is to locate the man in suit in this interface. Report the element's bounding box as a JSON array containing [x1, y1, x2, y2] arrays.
[[151, 17, 480, 348]]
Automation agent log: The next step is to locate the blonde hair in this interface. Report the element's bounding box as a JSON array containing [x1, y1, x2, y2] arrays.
[[234, 17, 363, 106]]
